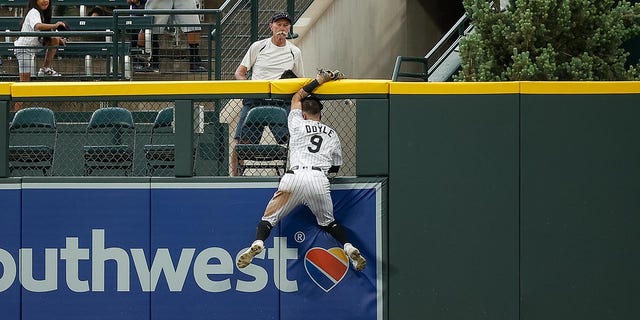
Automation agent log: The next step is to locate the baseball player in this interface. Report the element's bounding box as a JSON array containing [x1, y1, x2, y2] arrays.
[[237, 70, 366, 272], [144, 0, 206, 72]]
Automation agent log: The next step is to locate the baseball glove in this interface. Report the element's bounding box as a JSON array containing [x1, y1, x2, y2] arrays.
[[317, 69, 345, 83], [328, 69, 345, 80]]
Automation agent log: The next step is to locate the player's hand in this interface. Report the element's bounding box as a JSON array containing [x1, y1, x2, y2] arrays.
[[316, 69, 332, 84]]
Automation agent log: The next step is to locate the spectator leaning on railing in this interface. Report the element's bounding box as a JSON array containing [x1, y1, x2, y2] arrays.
[[14, 0, 67, 81], [230, 12, 304, 176], [127, 0, 147, 47], [144, 0, 206, 72], [126, 0, 155, 72]]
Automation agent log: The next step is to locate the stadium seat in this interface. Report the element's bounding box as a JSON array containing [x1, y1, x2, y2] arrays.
[[142, 106, 201, 176], [9, 107, 57, 176], [235, 106, 289, 176], [83, 107, 136, 176], [143, 106, 175, 176]]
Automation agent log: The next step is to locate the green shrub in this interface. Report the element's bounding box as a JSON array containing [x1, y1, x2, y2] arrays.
[[457, 0, 640, 81]]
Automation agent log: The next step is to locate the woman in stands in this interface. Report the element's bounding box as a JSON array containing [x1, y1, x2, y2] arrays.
[[14, 0, 67, 81]]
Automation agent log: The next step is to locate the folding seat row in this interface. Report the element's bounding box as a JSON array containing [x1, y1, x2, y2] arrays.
[[9, 106, 174, 176], [9, 105, 289, 176]]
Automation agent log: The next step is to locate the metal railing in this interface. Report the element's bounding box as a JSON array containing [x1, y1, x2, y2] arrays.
[[114, 0, 313, 80], [0, 0, 314, 80], [0, 30, 119, 80], [111, 8, 219, 80], [215, 0, 313, 80], [392, 12, 473, 82]]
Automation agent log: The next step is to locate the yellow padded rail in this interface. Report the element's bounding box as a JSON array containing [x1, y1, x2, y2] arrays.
[[520, 81, 640, 94], [6, 81, 640, 98], [269, 78, 307, 94], [271, 79, 390, 95], [389, 82, 520, 94], [10, 81, 271, 98], [0, 82, 13, 95]]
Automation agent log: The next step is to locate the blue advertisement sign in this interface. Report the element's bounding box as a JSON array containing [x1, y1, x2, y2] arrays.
[[0, 183, 21, 320], [280, 184, 380, 320], [20, 182, 151, 320], [0, 181, 383, 320]]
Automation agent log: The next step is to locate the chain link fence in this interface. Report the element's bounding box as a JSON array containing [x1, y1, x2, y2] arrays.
[[217, 0, 314, 80], [0, 0, 315, 81], [3, 0, 353, 178], [8, 97, 357, 177]]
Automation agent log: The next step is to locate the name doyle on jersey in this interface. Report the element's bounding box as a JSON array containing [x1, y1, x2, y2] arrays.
[[305, 124, 334, 137]]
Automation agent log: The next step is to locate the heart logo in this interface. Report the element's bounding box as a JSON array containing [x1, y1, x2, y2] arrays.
[[304, 247, 349, 292]]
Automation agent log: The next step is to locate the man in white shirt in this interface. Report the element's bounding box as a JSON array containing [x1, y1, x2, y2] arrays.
[[231, 12, 304, 176], [234, 12, 304, 80]]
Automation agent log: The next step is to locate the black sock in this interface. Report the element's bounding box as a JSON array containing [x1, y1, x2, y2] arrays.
[[255, 220, 272, 241], [322, 221, 349, 245]]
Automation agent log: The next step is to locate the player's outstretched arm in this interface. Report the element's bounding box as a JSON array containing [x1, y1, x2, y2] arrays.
[[291, 69, 342, 110]]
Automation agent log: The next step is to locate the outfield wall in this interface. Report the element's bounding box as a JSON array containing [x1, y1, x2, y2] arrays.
[[387, 82, 640, 320], [0, 177, 386, 320], [1, 81, 640, 320]]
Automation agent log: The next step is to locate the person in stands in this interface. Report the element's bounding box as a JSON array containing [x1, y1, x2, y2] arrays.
[[14, 0, 67, 81]]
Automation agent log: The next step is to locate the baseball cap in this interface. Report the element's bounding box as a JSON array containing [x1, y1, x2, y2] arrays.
[[271, 12, 291, 23]]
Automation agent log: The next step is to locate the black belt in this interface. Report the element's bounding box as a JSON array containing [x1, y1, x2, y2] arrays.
[[286, 166, 322, 174]]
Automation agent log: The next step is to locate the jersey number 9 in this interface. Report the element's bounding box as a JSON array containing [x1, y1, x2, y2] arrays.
[[307, 135, 323, 153]]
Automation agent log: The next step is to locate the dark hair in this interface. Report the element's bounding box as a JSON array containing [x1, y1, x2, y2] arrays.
[[88, 6, 110, 16], [21, 0, 53, 44], [301, 96, 323, 116], [26, 0, 52, 23]]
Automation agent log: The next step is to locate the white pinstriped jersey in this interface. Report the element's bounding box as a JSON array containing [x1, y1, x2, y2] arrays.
[[287, 109, 343, 172], [259, 109, 342, 227]]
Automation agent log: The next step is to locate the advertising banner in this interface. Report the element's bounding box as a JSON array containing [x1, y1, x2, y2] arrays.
[[20, 183, 152, 320], [0, 180, 383, 320], [0, 183, 21, 320]]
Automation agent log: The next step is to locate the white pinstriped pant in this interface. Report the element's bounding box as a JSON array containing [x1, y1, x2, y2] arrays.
[[261, 169, 334, 227]]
